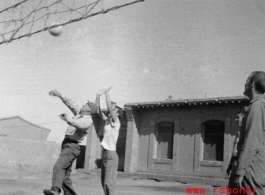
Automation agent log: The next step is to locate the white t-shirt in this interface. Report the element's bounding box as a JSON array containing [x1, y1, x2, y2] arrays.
[[101, 117, 121, 151]]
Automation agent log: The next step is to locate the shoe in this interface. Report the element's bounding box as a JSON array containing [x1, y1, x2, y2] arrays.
[[43, 189, 59, 195]]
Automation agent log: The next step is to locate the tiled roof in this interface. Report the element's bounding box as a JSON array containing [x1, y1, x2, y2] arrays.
[[124, 96, 248, 109]]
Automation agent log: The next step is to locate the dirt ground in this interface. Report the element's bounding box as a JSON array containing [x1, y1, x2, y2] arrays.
[[0, 168, 221, 195]]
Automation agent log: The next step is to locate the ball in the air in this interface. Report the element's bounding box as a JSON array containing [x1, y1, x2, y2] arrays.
[[48, 25, 63, 36]]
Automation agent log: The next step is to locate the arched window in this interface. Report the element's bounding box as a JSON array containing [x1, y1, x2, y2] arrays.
[[156, 121, 174, 159], [203, 120, 224, 161]]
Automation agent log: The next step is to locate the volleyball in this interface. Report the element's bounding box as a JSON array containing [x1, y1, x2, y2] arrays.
[[48, 25, 63, 36]]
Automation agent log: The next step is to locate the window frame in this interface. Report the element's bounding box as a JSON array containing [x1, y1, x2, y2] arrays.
[[202, 120, 225, 162], [155, 121, 174, 160]]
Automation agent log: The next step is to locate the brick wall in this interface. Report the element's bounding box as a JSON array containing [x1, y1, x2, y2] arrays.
[[0, 137, 60, 172]]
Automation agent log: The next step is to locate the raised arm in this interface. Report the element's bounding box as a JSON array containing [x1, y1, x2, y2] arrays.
[[49, 89, 80, 116], [96, 89, 107, 121], [105, 87, 118, 123]]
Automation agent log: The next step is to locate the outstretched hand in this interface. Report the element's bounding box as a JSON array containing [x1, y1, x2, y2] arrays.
[[49, 89, 62, 97], [97, 86, 112, 96], [105, 86, 112, 93], [97, 88, 106, 96]]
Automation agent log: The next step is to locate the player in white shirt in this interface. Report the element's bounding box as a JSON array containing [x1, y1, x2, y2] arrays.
[[96, 87, 123, 195]]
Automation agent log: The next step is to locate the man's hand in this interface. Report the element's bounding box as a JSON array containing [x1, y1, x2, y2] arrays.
[[59, 113, 69, 122], [49, 89, 62, 97], [224, 171, 230, 180], [234, 175, 243, 188], [225, 164, 232, 179], [97, 86, 112, 96], [105, 86, 112, 92], [97, 88, 105, 96]]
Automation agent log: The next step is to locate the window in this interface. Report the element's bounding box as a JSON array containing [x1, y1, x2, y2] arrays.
[[156, 121, 174, 159], [203, 120, 224, 161]]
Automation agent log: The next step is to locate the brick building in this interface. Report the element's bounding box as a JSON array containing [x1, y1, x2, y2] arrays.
[[122, 96, 249, 178], [0, 116, 51, 141], [0, 116, 59, 172], [82, 96, 250, 179]]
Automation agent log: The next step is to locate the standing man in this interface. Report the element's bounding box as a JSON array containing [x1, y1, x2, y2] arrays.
[[226, 111, 245, 194], [235, 71, 265, 195], [96, 87, 123, 195], [44, 89, 97, 195]]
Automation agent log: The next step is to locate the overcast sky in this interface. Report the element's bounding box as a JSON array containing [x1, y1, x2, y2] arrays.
[[1, 0, 265, 143]]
